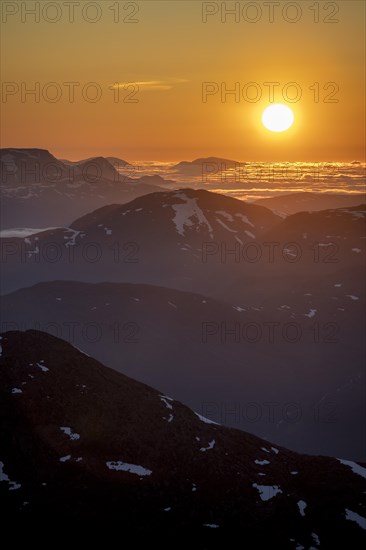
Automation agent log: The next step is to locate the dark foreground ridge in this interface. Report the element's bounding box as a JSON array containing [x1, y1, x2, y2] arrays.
[[0, 330, 365, 545]]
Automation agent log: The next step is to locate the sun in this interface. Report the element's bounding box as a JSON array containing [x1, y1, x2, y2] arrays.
[[261, 104, 294, 133]]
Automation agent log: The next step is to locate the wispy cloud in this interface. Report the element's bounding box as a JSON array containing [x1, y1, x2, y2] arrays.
[[111, 79, 189, 91]]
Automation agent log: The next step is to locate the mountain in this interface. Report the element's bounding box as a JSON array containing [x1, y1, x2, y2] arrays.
[[255, 192, 366, 216], [222, 203, 366, 303], [0, 149, 165, 228], [0, 188, 282, 294], [1, 330, 365, 543], [1, 190, 364, 301], [1, 280, 364, 460], [172, 157, 240, 175], [130, 174, 176, 186], [61, 155, 131, 167], [105, 156, 131, 167]]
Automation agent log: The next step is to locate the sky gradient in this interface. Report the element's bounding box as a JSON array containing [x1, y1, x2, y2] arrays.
[[1, 0, 365, 161]]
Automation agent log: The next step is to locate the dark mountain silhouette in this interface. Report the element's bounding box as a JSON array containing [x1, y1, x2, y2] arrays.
[[130, 174, 176, 186], [172, 157, 240, 175], [1, 281, 364, 460], [61, 155, 131, 167], [1, 330, 365, 543], [1, 190, 364, 303]]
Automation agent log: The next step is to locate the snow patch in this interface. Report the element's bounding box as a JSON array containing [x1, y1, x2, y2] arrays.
[[304, 309, 317, 318], [0, 227, 59, 238], [297, 500, 307, 517], [235, 213, 254, 227], [0, 461, 21, 490], [60, 427, 80, 441], [255, 459, 270, 465], [216, 218, 237, 233], [195, 412, 219, 425], [200, 440, 216, 452], [253, 484, 282, 501], [216, 211, 233, 222], [345, 509, 366, 530], [171, 193, 213, 238], [36, 361, 49, 372], [160, 395, 173, 410], [106, 461, 152, 477], [337, 459, 366, 480], [59, 455, 71, 463]]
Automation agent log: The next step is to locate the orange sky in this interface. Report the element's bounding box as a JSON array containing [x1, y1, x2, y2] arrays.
[[1, 1, 365, 161]]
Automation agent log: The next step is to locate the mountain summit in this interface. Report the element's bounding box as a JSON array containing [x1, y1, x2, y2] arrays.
[[1, 330, 365, 543]]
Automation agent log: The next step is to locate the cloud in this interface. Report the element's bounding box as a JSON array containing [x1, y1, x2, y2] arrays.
[[111, 79, 189, 91]]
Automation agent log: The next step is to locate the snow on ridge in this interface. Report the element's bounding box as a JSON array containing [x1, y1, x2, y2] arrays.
[[215, 210, 233, 222], [255, 459, 270, 466], [64, 228, 82, 247], [59, 455, 71, 463], [297, 500, 307, 517], [233, 306, 246, 312], [171, 193, 214, 238], [195, 412, 219, 425], [253, 483, 282, 502], [337, 459, 366, 480], [0, 227, 60, 238], [345, 509, 366, 530], [75, 346, 90, 357], [200, 439, 216, 452], [216, 218, 237, 233], [235, 213, 255, 227], [304, 309, 317, 318], [0, 461, 21, 491], [106, 461, 152, 477], [245, 230, 256, 239], [36, 361, 49, 372], [60, 427, 80, 441], [160, 395, 173, 410]]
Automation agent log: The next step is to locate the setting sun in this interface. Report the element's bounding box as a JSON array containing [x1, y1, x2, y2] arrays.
[[262, 104, 294, 133]]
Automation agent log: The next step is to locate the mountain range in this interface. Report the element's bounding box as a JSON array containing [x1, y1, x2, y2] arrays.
[[1, 279, 364, 460], [1, 329, 365, 543], [0, 148, 166, 228]]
